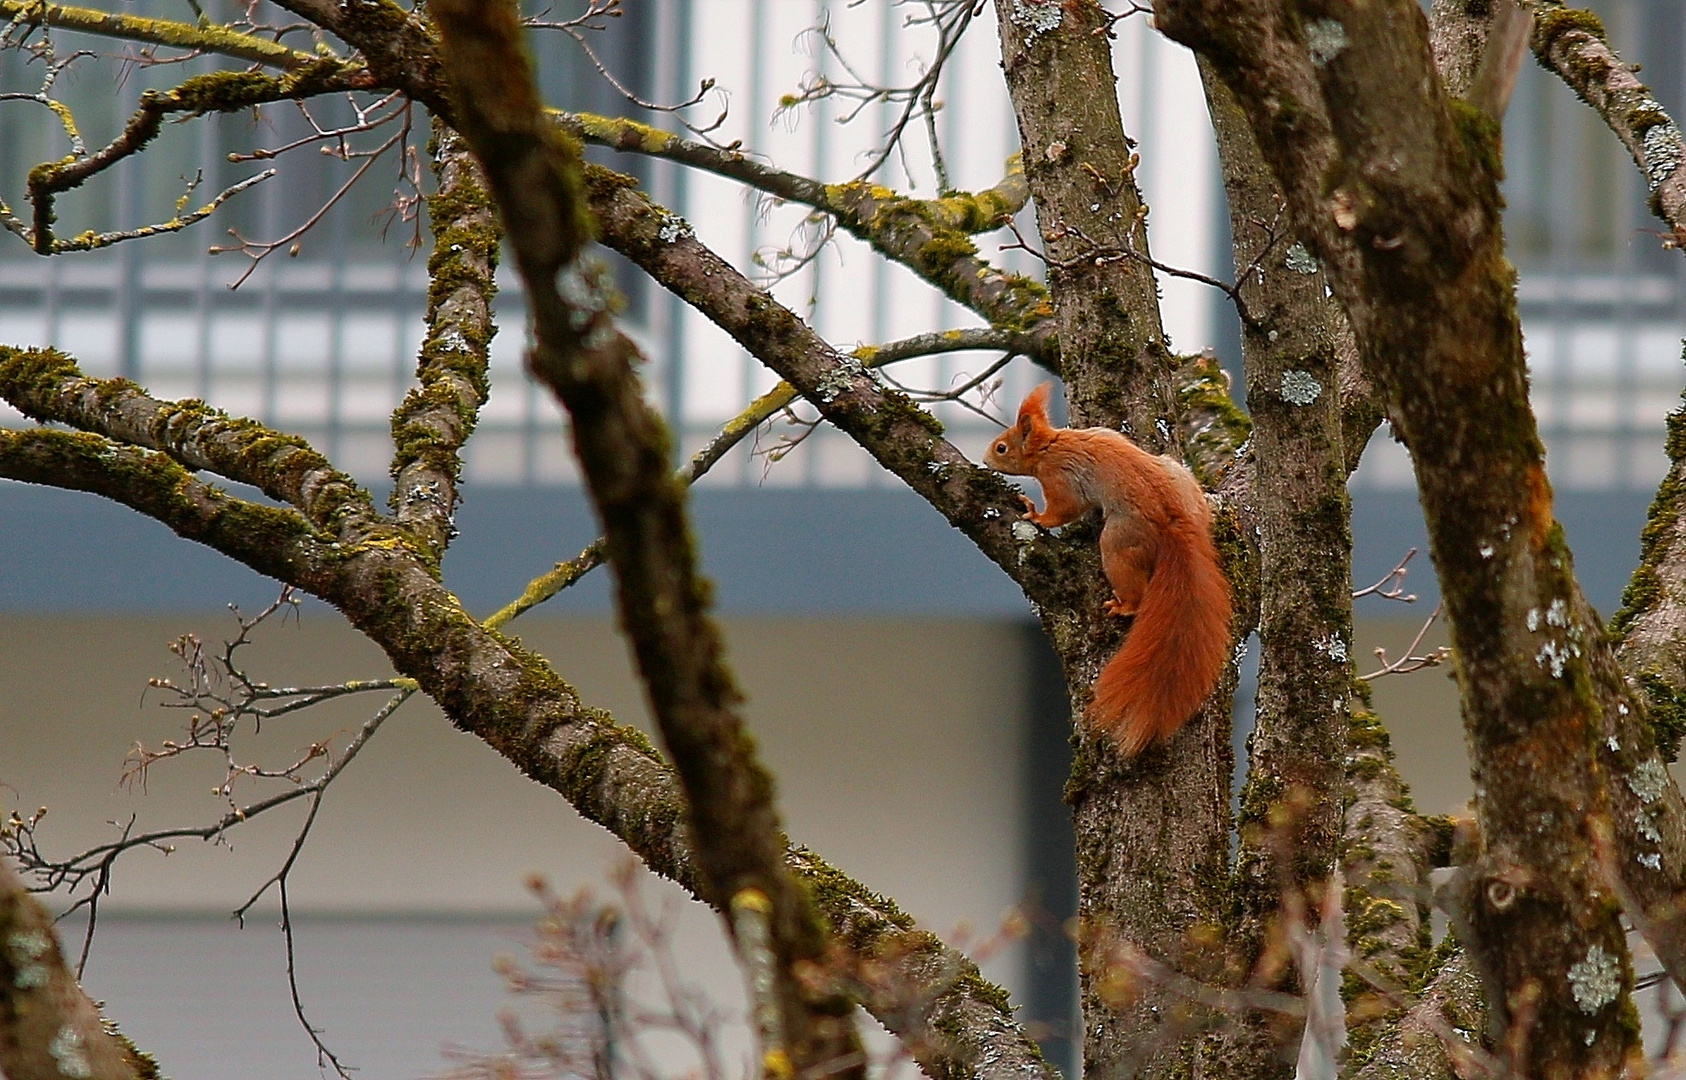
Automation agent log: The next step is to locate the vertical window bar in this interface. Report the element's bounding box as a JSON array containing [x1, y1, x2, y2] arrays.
[[326, 175, 347, 478], [113, 71, 141, 383], [658, 0, 692, 466], [805, 0, 828, 487], [259, 146, 281, 437], [192, 99, 216, 399]]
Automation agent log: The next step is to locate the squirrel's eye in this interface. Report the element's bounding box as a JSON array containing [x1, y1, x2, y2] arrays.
[[994, 441, 1007, 454]]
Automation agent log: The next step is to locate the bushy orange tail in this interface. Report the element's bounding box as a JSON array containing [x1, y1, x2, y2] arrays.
[[1090, 521, 1232, 756]]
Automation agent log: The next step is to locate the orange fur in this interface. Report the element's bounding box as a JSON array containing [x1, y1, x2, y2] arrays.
[[985, 384, 1232, 755]]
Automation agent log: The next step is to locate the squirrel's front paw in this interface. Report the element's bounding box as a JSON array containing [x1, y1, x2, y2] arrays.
[[1102, 599, 1136, 618], [1017, 494, 1042, 520]]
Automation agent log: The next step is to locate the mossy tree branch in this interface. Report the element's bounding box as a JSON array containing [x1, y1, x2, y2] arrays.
[[0, 4, 1075, 1067], [579, 165, 1093, 615], [19, 61, 368, 255], [484, 325, 1048, 627], [428, 1, 867, 1074], [1522, 0, 1686, 1004], [1342, 704, 1446, 1068], [0, 348, 381, 541], [0, 0, 323, 69], [1525, 1, 1686, 246], [551, 110, 1056, 368], [0, 857, 157, 1080], [263, 0, 444, 108], [556, 109, 1030, 237], [0, 428, 335, 583], [992, 0, 1171, 436], [387, 126, 497, 559], [1600, 392, 1686, 994], [1156, 0, 1640, 1071], [0, 358, 1057, 1080], [988, 7, 1240, 1080], [1351, 953, 1488, 1080], [1199, 55, 1354, 1079]]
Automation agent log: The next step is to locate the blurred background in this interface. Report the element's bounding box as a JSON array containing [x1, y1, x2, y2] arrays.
[[0, 0, 1676, 1076]]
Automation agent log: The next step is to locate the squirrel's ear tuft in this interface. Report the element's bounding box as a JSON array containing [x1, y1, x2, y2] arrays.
[[1020, 383, 1053, 432]]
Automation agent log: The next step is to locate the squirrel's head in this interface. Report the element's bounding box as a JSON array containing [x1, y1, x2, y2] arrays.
[[984, 383, 1055, 476]]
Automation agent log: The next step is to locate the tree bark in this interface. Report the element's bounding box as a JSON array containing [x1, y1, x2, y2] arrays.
[[1157, 0, 1640, 1071]]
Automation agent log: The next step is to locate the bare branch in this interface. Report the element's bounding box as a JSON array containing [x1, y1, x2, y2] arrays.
[[1360, 604, 1452, 681], [1352, 548, 1420, 603], [779, 0, 984, 189], [18, 60, 366, 255], [539, 1, 728, 142], [5, 687, 407, 906], [211, 117, 412, 287]]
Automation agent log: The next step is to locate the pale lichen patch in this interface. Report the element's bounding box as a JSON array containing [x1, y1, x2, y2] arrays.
[[1284, 242, 1320, 273], [1642, 122, 1684, 191], [1535, 639, 1579, 677], [1313, 634, 1348, 662], [49, 1024, 92, 1078], [1305, 19, 1350, 67], [656, 211, 694, 243], [1567, 943, 1621, 1014], [1280, 370, 1323, 405], [1009, 0, 1062, 44], [7, 927, 51, 990], [1629, 758, 1670, 803], [815, 357, 868, 404]]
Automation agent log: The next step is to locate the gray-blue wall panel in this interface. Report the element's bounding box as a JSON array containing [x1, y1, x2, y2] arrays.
[[1348, 490, 1648, 619], [0, 480, 1654, 616], [0, 482, 1031, 615]]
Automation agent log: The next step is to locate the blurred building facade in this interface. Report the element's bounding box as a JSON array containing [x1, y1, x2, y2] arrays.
[[0, 1, 1680, 1077]]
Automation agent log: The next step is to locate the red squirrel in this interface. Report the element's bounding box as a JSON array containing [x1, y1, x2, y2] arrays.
[[985, 384, 1231, 755]]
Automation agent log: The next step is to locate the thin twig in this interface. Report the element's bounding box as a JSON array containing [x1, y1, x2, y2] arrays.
[[279, 871, 354, 1079], [479, 326, 1036, 628], [1360, 602, 1451, 680], [211, 112, 411, 286], [1352, 548, 1420, 602]]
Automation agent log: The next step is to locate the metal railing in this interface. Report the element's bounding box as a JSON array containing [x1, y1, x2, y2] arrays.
[[2, 1, 1681, 493]]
